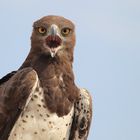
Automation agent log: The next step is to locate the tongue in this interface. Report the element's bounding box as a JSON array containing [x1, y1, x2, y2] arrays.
[[50, 48, 56, 57]]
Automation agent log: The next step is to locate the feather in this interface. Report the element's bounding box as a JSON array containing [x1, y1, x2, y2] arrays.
[[0, 68, 38, 140], [70, 89, 92, 140], [0, 71, 16, 85]]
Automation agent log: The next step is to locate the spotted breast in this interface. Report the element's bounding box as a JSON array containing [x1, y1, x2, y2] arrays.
[[8, 75, 74, 140]]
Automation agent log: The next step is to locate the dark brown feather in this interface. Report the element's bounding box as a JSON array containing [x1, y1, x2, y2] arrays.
[[20, 51, 79, 117], [0, 71, 16, 85], [0, 68, 38, 140]]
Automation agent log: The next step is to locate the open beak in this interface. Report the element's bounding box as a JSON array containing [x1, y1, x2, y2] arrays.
[[45, 24, 62, 57]]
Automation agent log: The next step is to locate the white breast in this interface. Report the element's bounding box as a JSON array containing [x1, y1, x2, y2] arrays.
[[8, 81, 74, 140]]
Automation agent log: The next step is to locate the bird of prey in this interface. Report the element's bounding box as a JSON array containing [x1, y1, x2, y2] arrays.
[[0, 15, 92, 140]]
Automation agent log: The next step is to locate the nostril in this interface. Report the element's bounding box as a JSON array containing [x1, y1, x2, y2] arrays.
[[46, 35, 62, 48]]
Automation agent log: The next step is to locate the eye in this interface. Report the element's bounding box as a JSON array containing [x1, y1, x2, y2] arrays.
[[61, 28, 71, 36], [38, 27, 47, 34]]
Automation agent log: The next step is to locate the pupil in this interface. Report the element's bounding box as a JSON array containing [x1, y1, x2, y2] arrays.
[[64, 29, 67, 33]]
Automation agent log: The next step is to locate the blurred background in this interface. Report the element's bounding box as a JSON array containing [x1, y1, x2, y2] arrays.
[[0, 0, 140, 140]]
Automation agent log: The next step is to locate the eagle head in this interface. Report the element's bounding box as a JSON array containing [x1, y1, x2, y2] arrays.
[[31, 15, 76, 59]]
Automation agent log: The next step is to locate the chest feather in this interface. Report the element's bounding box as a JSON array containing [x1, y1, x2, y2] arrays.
[[8, 83, 74, 140]]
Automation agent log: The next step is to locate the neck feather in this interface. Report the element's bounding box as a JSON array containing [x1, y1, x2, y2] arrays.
[[20, 48, 79, 116]]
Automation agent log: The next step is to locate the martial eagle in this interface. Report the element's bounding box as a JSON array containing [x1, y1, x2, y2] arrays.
[[0, 15, 92, 140]]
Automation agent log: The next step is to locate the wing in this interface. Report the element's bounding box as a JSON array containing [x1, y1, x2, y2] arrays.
[[70, 88, 92, 140], [0, 71, 17, 85], [0, 67, 38, 140]]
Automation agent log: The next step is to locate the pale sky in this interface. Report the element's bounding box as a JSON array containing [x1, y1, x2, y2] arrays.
[[0, 0, 140, 140]]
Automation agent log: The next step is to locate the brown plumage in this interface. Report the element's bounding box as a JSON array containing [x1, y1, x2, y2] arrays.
[[20, 16, 79, 117], [0, 15, 92, 140]]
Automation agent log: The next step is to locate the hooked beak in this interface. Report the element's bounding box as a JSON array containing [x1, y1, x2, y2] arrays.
[[49, 24, 58, 36], [45, 24, 62, 57]]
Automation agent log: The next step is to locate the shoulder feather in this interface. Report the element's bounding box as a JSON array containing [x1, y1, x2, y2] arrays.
[[0, 71, 17, 85]]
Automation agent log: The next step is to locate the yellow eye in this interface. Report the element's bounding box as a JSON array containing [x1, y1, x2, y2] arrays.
[[61, 28, 71, 36], [38, 27, 47, 34]]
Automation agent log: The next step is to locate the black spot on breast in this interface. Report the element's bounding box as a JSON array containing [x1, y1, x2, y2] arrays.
[[84, 109, 86, 113], [42, 128, 46, 132], [34, 132, 38, 134], [22, 119, 27, 123], [36, 87, 39, 92], [43, 105, 46, 108], [41, 99, 44, 102], [38, 104, 41, 107], [34, 95, 38, 98]]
